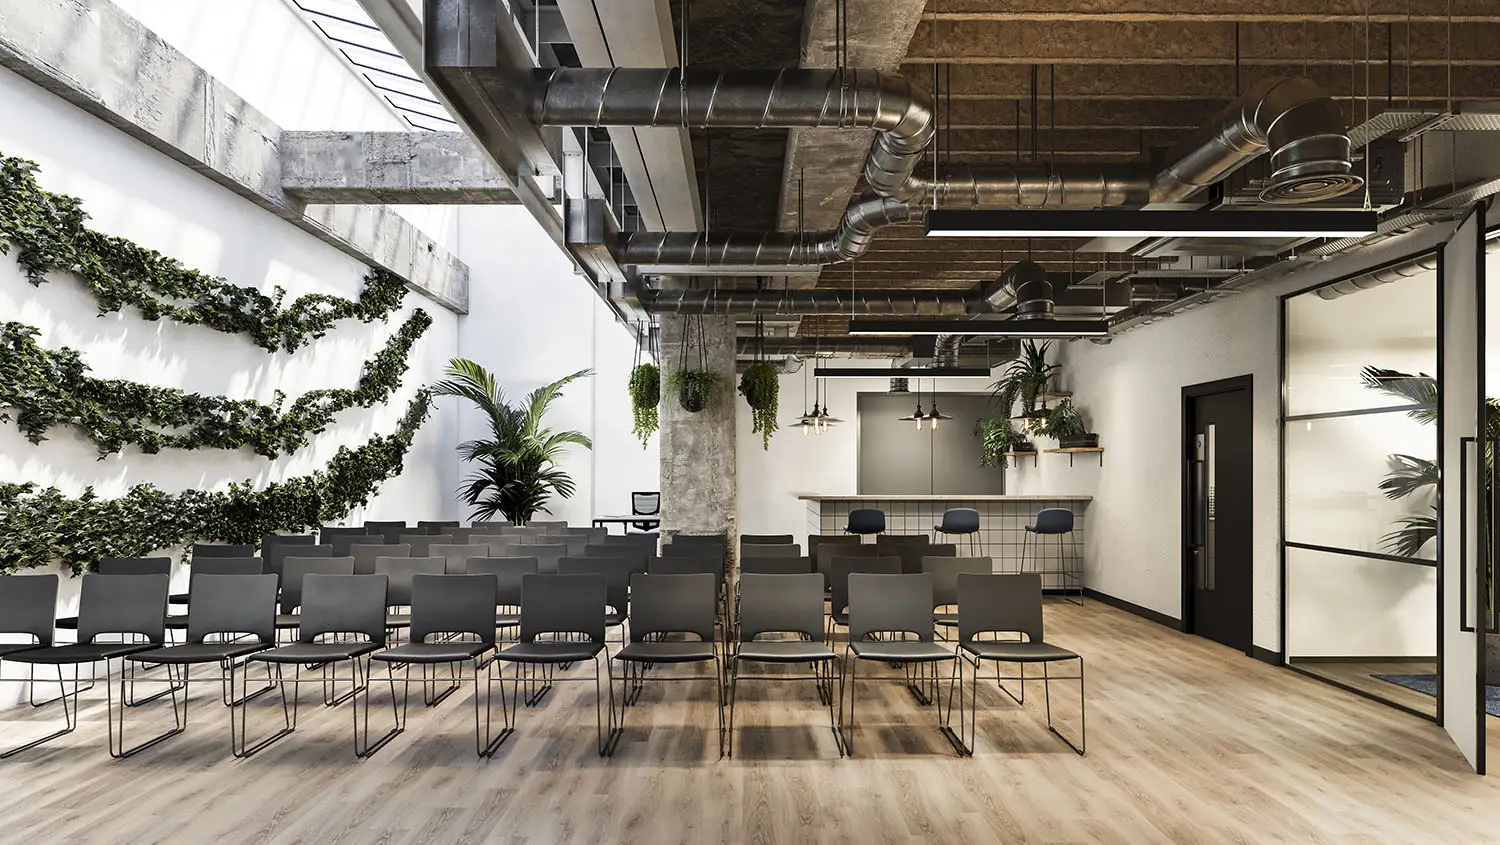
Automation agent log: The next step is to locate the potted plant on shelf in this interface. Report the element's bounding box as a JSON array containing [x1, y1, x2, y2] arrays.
[[430, 359, 592, 525], [990, 339, 1062, 422], [628, 362, 660, 446], [1042, 399, 1099, 449], [739, 362, 780, 449], [976, 417, 1030, 468], [669, 367, 724, 413]]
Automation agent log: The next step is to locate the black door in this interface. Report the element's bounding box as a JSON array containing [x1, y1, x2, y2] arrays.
[[1184, 378, 1253, 653]]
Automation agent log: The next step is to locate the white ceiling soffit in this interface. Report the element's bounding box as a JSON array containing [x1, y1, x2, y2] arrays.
[[288, 0, 459, 132], [557, 0, 703, 232]]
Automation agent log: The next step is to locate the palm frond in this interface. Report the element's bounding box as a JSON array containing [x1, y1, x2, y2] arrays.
[[1380, 509, 1437, 558], [1360, 366, 1437, 424], [1379, 454, 1438, 500]]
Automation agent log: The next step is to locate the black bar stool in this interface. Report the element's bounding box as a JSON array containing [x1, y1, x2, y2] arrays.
[[1020, 508, 1081, 604], [934, 508, 981, 555], [843, 508, 885, 537]]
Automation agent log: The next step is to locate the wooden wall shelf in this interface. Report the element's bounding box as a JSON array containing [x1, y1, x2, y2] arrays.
[[1044, 447, 1105, 466], [1002, 450, 1038, 467]]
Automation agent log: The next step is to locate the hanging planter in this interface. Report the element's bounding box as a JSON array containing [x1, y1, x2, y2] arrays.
[[740, 362, 779, 450], [627, 322, 660, 446], [669, 368, 724, 412]]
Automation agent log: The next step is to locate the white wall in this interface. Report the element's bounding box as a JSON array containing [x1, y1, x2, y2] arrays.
[[452, 205, 658, 527], [0, 63, 461, 705]]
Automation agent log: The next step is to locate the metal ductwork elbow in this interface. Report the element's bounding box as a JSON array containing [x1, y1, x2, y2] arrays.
[[981, 259, 1055, 319], [1151, 77, 1362, 205]]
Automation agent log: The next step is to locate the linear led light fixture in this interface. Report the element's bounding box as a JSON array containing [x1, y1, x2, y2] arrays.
[[925, 209, 1378, 239], [847, 319, 1111, 338], [814, 367, 992, 378]]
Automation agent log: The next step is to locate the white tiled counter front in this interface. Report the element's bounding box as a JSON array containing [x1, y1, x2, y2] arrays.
[[798, 494, 1092, 593]]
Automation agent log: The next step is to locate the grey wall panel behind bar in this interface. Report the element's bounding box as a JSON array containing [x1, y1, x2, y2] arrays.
[[858, 393, 1004, 495]]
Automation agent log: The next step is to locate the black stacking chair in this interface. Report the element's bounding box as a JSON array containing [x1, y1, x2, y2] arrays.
[[741, 534, 794, 546], [373, 556, 446, 634], [465, 557, 537, 635], [840, 573, 959, 757], [332, 532, 386, 556], [742, 543, 802, 560], [741, 556, 814, 575], [119, 574, 281, 757], [468, 534, 514, 557], [511, 542, 566, 575], [0, 575, 64, 751], [262, 534, 315, 556], [730, 573, 843, 758], [245, 574, 401, 757], [266, 542, 331, 580], [844, 508, 886, 536], [192, 543, 254, 559], [560, 527, 608, 546], [372, 573, 509, 756], [3, 574, 170, 757], [814, 541, 881, 592], [923, 556, 993, 637], [364, 520, 407, 542], [898, 542, 954, 575], [352, 542, 409, 575], [827, 556, 901, 642], [400, 533, 451, 557], [318, 526, 369, 547], [934, 508, 982, 555], [501, 525, 550, 544], [610, 573, 724, 757], [648, 557, 720, 577], [491, 574, 618, 755], [276, 557, 355, 636], [418, 520, 461, 535], [429, 544, 493, 574], [586, 543, 651, 578], [97, 556, 171, 575], [875, 533, 930, 550], [553, 533, 591, 558], [558, 557, 632, 648], [949, 573, 1085, 756], [166, 557, 264, 632], [528, 520, 569, 534], [601, 533, 660, 559]]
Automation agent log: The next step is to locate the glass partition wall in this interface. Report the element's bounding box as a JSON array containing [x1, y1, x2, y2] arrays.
[[1282, 254, 1439, 717]]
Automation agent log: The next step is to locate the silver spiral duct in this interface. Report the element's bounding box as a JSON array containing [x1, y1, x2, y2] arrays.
[[530, 68, 934, 198], [639, 287, 971, 315], [903, 163, 1150, 207]]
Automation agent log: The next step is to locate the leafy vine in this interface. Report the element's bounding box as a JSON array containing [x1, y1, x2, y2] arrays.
[[0, 390, 434, 574], [0, 310, 431, 458], [0, 154, 408, 352]]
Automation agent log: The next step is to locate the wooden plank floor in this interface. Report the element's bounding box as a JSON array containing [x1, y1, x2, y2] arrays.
[[0, 601, 1497, 845]]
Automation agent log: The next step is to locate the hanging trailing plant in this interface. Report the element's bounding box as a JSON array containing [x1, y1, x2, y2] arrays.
[[669, 368, 725, 413], [0, 310, 431, 457], [0, 390, 434, 574], [0, 154, 409, 352], [740, 362, 779, 450], [628, 363, 660, 446]]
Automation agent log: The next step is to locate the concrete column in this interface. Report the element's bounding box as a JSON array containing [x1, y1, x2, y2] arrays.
[[658, 314, 737, 548]]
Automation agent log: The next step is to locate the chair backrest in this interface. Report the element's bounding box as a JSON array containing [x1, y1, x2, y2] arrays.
[[317, 527, 369, 545], [370, 525, 408, 544], [848, 573, 934, 643], [845, 508, 886, 535], [281, 557, 355, 613], [297, 574, 388, 645], [829, 556, 901, 617], [938, 508, 981, 534], [897, 542, 954, 574], [471, 520, 509, 531], [628, 573, 716, 643], [584, 544, 650, 576], [193, 543, 255, 559], [468, 534, 514, 557], [519, 574, 605, 643], [410, 574, 497, 645], [186, 574, 277, 645], [373, 556, 446, 606], [333, 533, 388, 556], [957, 573, 1044, 644], [807, 533, 862, 567], [351, 543, 408, 574], [96, 557, 171, 576], [600, 533, 660, 554], [741, 542, 801, 559], [528, 520, 569, 535], [513, 543, 567, 575], [78, 573, 169, 644], [923, 556, 993, 606], [739, 573, 824, 642], [363, 521, 407, 535], [0, 575, 58, 648], [191, 557, 263, 576], [401, 534, 451, 557], [557, 557, 631, 615], [741, 534, 794, 547], [631, 491, 661, 516], [1032, 508, 1074, 535], [464, 557, 538, 606], [875, 533, 930, 548], [815, 542, 882, 586], [740, 556, 813, 576], [262, 534, 315, 552], [560, 527, 607, 545], [500, 526, 549, 544], [266, 543, 331, 579], [648, 556, 720, 578], [418, 520, 461, 535], [429, 544, 493, 574], [668, 533, 727, 549], [555, 533, 591, 557]]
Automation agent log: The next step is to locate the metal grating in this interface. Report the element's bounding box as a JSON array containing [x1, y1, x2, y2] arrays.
[[289, 0, 458, 131]]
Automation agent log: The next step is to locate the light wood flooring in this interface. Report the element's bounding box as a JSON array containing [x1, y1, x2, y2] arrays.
[[1289, 658, 1440, 717], [1, 602, 1498, 845]]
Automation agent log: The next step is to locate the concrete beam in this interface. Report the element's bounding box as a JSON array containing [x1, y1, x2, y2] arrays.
[[281, 131, 516, 204], [0, 0, 468, 313]]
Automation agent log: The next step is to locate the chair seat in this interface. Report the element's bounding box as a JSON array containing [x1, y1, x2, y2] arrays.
[[128, 641, 270, 664], [494, 641, 605, 664], [605, 611, 627, 628], [963, 640, 1078, 663], [615, 641, 715, 663], [372, 641, 493, 664], [933, 525, 976, 534], [734, 641, 836, 664], [830, 611, 849, 626], [0, 642, 44, 659], [934, 612, 959, 627], [6, 642, 157, 664], [250, 642, 379, 664], [385, 613, 411, 629], [274, 613, 303, 629], [496, 612, 521, 628], [849, 640, 954, 663]]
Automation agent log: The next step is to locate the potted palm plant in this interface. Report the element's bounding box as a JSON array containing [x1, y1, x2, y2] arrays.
[[431, 359, 593, 525], [1042, 399, 1099, 448], [991, 340, 1062, 422]]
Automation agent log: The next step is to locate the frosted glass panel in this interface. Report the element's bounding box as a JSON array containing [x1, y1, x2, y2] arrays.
[[1285, 412, 1436, 559], [1285, 268, 1436, 417], [1285, 547, 1437, 659]]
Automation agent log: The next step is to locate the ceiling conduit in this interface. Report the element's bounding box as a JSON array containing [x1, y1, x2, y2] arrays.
[[528, 69, 1362, 271]]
